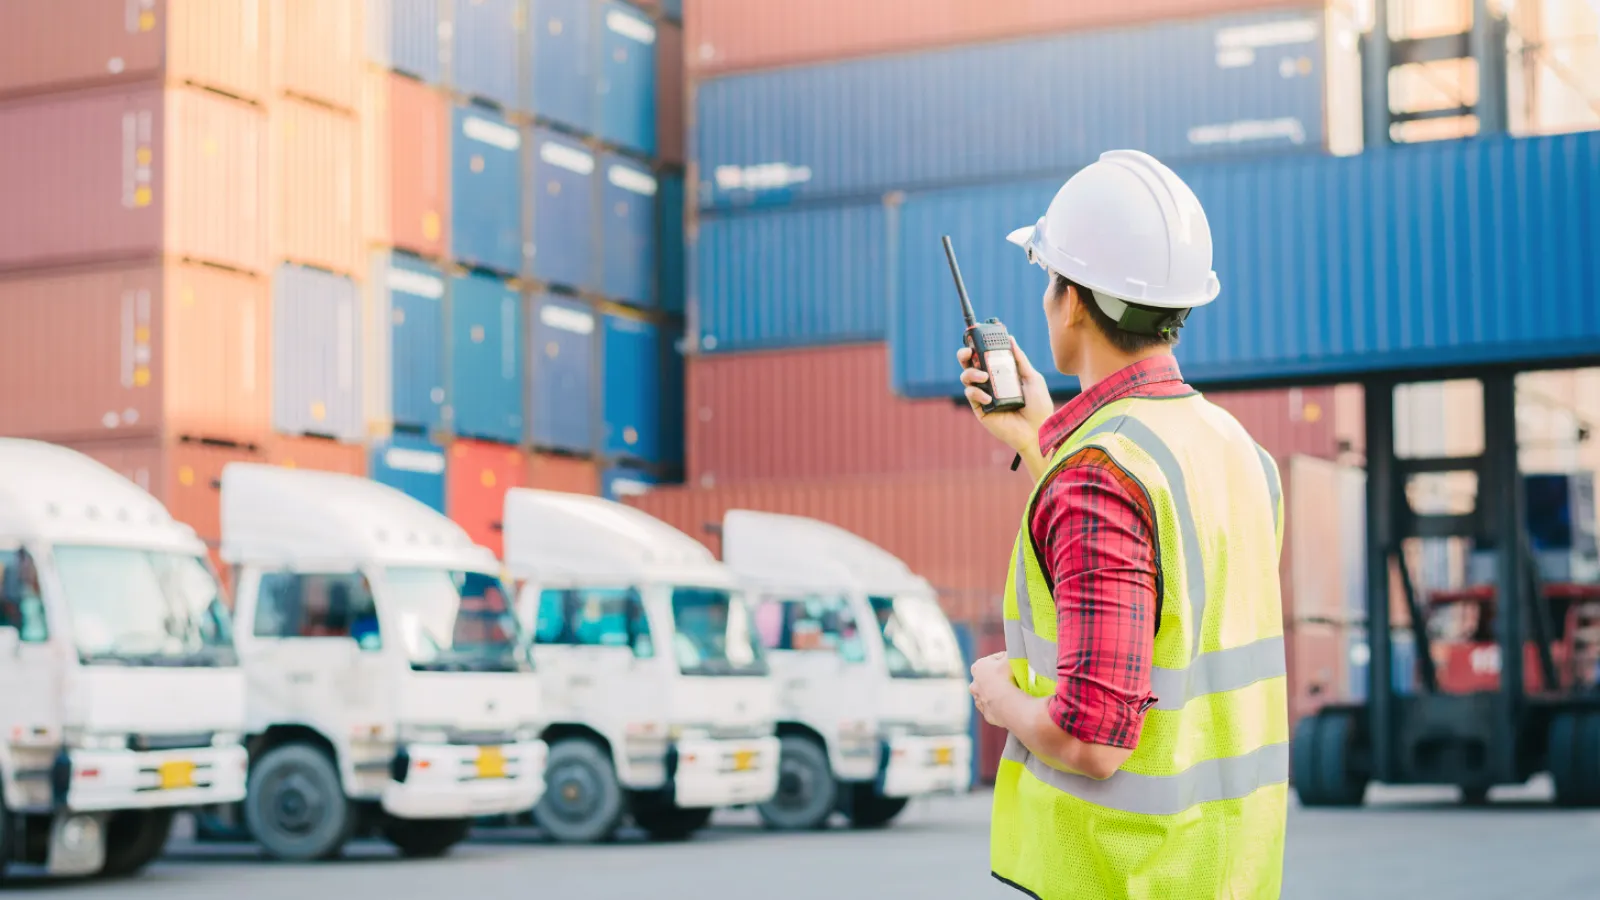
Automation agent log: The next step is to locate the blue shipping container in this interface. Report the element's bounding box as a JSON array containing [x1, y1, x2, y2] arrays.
[[601, 465, 656, 502], [272, 265, 365, 442], [527, 0, 595, 133], [891, 131, 1600, 394], [371, 433, 449, 513], [659, 0, 680, 18], [660, 325, 684, 466], [1347, 628, 1417, 702], [449, 272, 525, 443], [657, 173, 686, 314], [601, 315, 660, 463], [530, 293, 598, 453], [693, 8, 1331, 210], [694, 201, 887, 352], [601, 153, 657, 307], [596, 0, 657, 156], [371, 251, 447, 431], [451, 105, 524, 275], [528, 128, 599, 291], [367, 0, 443, 82], [450, 0, 523, 110]]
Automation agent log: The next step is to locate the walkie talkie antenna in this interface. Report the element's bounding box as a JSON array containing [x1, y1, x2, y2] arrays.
[[942, 235, 978, 330]]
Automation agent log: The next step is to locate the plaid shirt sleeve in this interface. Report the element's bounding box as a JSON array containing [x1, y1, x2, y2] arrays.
[[1029, 448, 1159, 751]]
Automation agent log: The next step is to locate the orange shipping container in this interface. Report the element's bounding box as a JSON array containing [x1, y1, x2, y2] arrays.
[[527, 453, 601, 496], [448, 440, 526, 557], [0, 261, 269, 444], [0, 0, 267, 102], [270, 0, 361, 112], [261, 434, 367, 476], [272, 97, 362, 276], [361, 71, 449, 258], [68, 436, 265, 546], [1286, 621, 1348, 730]]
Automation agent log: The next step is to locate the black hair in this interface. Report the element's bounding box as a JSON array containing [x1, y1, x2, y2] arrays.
[[1053, 273, 1185, 354]]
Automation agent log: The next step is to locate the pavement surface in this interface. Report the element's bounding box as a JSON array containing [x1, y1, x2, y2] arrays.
[[3, 779, 1595, 898]]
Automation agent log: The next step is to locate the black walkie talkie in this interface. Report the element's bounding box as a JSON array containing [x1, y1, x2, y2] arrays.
[[944, 235, 1026, 414]]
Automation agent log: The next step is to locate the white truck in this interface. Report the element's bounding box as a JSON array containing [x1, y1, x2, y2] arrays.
[[502, 489, 780, 843], [721, 510, 972, 831], [197, 463, 547, 861], [0, 439, 247, 879]]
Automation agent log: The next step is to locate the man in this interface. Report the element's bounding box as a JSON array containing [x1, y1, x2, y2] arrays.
[[958, 150, 1288, 900]]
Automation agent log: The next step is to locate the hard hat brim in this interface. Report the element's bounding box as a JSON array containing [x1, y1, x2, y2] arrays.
[[1005, 225, 1035, 249]]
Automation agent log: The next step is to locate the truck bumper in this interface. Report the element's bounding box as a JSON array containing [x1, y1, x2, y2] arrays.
[[880, 734, 972, 798], [381, 739, 547, 819], [670, 736, 780, 808], [64, 744, 249, 812]]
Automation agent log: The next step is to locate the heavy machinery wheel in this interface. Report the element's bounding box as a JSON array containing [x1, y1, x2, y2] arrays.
[[1294, 710, 1369, 807], [631, 800, 713, 842], [244, 743, 354, 861], [845, 784, 908, 829], [381, 817, 471, 858], [757, 736, 837, 831], [1291, 714, 1324, 805], [534, 740, 625, 844], [1549, 712, 1600, 807], [98, 809, 173, 878]]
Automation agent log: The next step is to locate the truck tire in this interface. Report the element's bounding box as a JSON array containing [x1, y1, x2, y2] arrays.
[[757, 736, 837, 831], [1313, 710, 1369, 807], [244, 743, 354, 861], [1550, 712, 1600, 807], [1290, 714, 1324, 805], [381, 817, 471, 858], [845, 783, 908, 829], [631, 799, 712, 842], [534, 739, 625, 844], [98, 809, 173, 878]]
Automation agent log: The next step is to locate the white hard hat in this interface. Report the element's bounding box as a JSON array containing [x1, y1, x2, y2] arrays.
[[1006, 149, 1220, 312]]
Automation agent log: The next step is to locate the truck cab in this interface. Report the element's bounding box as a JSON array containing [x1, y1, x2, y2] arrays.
[[503, 489, 779, 843], [211, 463, 546, 861], [721, 510, 972, 831], [0, 439, 247, 879]]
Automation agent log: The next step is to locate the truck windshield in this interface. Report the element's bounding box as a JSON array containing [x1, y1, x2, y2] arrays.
[[385, 568, 526, 673], [868, 595, 964, 679], [53, 545, 234, 667], [671, 588, 768, 677]]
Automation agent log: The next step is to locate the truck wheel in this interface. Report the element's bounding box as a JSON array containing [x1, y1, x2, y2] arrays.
[[382, 817, 471, 858], [98, 809, 173, 878], [1291, 714, 1325, 806], [1550, 712, 1600, 807], [1314, 710, 1369, 807], [757, 736, 836, 831], [631, 799, 712, 842], [534, 740, 625, 844], [244, 743, 354, 861], [845, 783, 908, 829]]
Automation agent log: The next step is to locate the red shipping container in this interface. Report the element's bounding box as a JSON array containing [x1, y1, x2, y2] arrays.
[[67, 436, 265, 546], [272, 97, 362, 276], [362, 72, 449, 258], [656, 19, 686, 167], [0, 261, 270, 444], [0, 85, 268, 275], [448, 440, 527, 557], [527, 453, 601, 496], [685, 0, 1315, 75], [1208, 386, 1342, 462], [1286, 621, 1347, 729], [270, 0, 361, 112], [0, 0, 268, 102], [261, 434, 367, 476]]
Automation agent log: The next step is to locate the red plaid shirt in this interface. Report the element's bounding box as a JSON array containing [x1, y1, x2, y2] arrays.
[[1029, 354, 1194, 750]]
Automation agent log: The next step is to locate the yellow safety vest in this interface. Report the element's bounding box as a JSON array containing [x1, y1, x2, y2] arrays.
[[991, 392, 1289, 900]]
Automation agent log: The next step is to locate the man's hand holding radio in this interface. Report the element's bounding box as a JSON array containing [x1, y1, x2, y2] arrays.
[[957, 337, 1054, 477]]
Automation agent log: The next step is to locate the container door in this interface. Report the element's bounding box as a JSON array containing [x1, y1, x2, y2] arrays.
[[451, 0, 522, 109], [601, 315, 659, 462], [272, 265, 364, 442], [450, 106, 524, 275], [531, 294, 597, 453], [370, 434, 448, 512], [528, 0, 595, 133], [449, 272, 525, 444], [381, 253, 447, 431], [529, 129, 599, 291], [600, 155, 657, 307], [596, 0, 656, 155]]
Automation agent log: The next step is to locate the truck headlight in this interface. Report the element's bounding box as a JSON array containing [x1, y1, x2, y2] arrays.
[[62, 728, 127, 751], [397, 725, 451, 745], [211, 731, 243, 748]]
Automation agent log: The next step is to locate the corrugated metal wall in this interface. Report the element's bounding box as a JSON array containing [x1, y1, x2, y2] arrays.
[[530, 293, 598, 453], [528, 452, 602, 494], [602, 314, 661, 462], [655, 18, 685, 166], [370, 432, 448, 511], [450, 104, 525, 275], [447, 438, 526, 555], [450, 0, 522, 109], [597, 0, 658, 155], [528, 0, 596, 131], [369, 251, 447, 432], [271, 0, 362, 112], [601, 153, 658, 306], [528, 128, 599, 291], [272, 264, 365, 441], [367, 0, 445, 82], [363, 72, 450, 258], [449, 271, 525, 443], [272, 96, 362, 276]]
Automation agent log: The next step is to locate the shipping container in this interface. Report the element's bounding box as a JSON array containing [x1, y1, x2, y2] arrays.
[[657, 173, 686, 314], [695, 7, 1347, 210], [660, 324, 685, 467], [1285, 455, 1361, 624], [1347, 626, 1419, 702], [70, 436, 264, 546], [685, 0, 1320, 77], [601, 315, 661, 462], [527, 452, 601, 495], [272, 96, 362, 276], [366, 0, 444, 82], [449, 271, 525, 443], [447, 438, 526, 555], [0, 262, 268, 444], [527, 128, 599, 292], [450, 0, 522, 110], [600, 153, 657, 306], [660, 0, 680, 19], [596, 0, 656, 156], [0, 85, 267, 275], [1339, 464, 1368, 620], [368, 251, 447, 432], [602, 465, 657, 502], [529, 293, 598, 453], [693, 201, 886, 352], [1286, 621, 1345, 728], [370, 432, 448, 512], [526, 0, 595, 133], [362, 71, 449, 257], [894, 130, 1600, 393], [0, 0, 267, 101], [272, 265, 365, 442], [450, 104, 524, 275], [655, 18, 684, 166], [271, 0, 362, 111], [261, 434, 368, 476]]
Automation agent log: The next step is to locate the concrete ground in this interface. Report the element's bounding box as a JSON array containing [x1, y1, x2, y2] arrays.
[[3, 779, 1595, 899]]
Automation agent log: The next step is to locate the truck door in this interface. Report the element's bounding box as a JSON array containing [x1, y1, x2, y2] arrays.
[[0, 545, 60, 810]]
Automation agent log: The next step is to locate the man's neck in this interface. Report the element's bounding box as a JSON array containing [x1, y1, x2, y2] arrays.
[[1074, 345, 1175, 393]]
